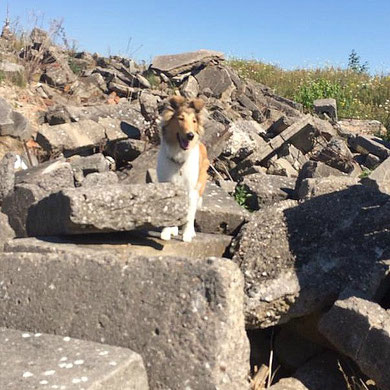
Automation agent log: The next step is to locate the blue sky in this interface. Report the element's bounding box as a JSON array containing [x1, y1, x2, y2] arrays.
[[4, 0, 390, 73]]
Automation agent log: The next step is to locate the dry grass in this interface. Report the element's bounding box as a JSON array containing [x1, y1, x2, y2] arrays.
[[229, 59, 390, 139]]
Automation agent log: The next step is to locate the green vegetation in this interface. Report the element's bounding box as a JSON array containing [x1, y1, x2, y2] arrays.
[[229, 51, 390, 140], [233, 185, 253, 210], [68, 58, 84, 76]]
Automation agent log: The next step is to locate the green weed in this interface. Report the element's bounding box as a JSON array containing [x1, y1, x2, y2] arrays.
[[234, 185, 253, 210]]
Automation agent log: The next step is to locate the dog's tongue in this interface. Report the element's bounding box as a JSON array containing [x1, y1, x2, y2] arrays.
[[178, 134, 189, 150]]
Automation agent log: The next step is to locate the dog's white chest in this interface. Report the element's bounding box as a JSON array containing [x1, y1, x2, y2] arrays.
[[157, 143, 199, 189]]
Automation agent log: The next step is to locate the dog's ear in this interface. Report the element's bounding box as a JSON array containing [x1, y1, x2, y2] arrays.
[[169, 95, 186, 110], [189, 98, 205, 112]]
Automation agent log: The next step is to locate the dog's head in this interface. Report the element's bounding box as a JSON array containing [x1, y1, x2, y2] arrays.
[[161, 95, 205, 151]]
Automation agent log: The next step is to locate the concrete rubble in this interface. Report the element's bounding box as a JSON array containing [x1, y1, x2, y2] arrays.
[[0, 28, 390, 389]]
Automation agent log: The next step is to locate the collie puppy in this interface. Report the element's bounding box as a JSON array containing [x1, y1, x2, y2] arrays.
[[157, 95, 209, 242]]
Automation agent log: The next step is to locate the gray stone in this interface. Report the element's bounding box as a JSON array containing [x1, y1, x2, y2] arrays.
[[37, 120, 107, 157], [348, 135, 390, 160], [0, 251, 249, 389], [0, 152, 16, 203], [366, 156, 390, 183], [180, 75, 199, 98], [231, 185, 390, 328], [41, 48, 77, 89], [298, 176, 360, 200], [5, 232, 232, 259], [268, 378, 309, 390], [319, 295, 390, 390], [314, 138, 356, 173], [223, 119, 267, 162], [202, 118, 231, 161], [197, 182, 248, 235], [151, 49, 224, 76], [0, 61, 25, 78], [313, 98, 338, 121], [0, 327, 149, 390], [295, 161, 347, 194], [364, 153, 381, 169], [0, 98, 33, 140], [26, 183, 189, 236], [195, 66, 234, 99], [269, 115, 296, 135], [119, 148, 158, 184], [0, 212, 15, 250], [82, 171, 119, 187], [105, 139, 146, 167], [98, 117, 142, 141], [256, 115, 313, 163], [267, 157, 298, 177], [30, 27, 50, 49], [1, 184, 47, 237], [45, 105, 73, 125], [242, 173, 296, 210], [15, 159, 75, 192], [236, 95, 264, 122], [337, 119, 387, 137], [68, 153, 111, 176], [139, 92, 159, 121]]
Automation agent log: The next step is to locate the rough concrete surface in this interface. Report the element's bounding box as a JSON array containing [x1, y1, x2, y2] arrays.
[[0, 327, 149, 389], [0, 251, 250, 389]]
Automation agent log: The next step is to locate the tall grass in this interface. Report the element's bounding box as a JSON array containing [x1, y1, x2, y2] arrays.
[[229, 59, 390, 138]]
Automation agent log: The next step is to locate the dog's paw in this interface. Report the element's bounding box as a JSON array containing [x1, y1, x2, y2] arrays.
[[182, 227, 196, 243], [171, 226, 179, 236], [161, 227, 172, 241]]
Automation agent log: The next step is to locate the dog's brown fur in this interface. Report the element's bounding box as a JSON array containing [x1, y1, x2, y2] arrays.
[[161, 96, 209, 196]]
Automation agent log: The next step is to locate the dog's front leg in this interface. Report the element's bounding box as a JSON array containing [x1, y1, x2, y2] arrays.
[[182, 189, 198, 242]]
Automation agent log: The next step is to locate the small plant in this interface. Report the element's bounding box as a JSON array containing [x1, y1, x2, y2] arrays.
[[359, 168, 372, 178], [143, 70, 160, 88], [68, 58, 84, 75], [234, 185, 253, 210]]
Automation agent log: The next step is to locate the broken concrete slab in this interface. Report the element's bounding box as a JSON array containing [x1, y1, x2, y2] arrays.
[[197, 182, 249, 235], [268, 378, 309, 390], [0, 251, 249, 389], [82, 171, 119, 187], [319, 295, 390, 390], [5, 231, 232, 259], [256, 115, 313, 163], [313, 98, 338, 121], [68, 153, 111, 176], [0, 152, 16, 203], [195, 66, 234, 99], [231, 185, 390, 328], [313, 138, 356, 173], [150, 50, 224, 76], [105, 138, 146, 167], [297, 176, 360, 200], [2, 184, 48, 237], [0, 212, 14, 250], [180, 75, 199, 98], [0, 98, 33, 140], [15, 159, 75, 192], [0, 327, 149, 390], [37, 120, 107, 157], [2, 160, 75, 237], [26, 183, 188, 236], [242, 173, 296, 210], [295, 161, 347, 194], [348, 135, 390, 160], [337, 119, 387, 137], [366, 156, 390, 183]]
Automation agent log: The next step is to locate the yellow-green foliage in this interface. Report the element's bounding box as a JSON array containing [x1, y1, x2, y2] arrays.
[[229, 59, 390, 138]]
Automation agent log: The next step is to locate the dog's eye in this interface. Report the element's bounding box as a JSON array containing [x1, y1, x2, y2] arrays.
[[193, 119, 197, 123], [178, 116, 184, 121]]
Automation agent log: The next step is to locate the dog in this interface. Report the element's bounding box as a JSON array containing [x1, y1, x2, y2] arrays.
[[157, 95, 209, 242]]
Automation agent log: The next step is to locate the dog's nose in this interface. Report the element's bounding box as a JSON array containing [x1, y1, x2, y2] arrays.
[[187, 132, 194, 140]]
